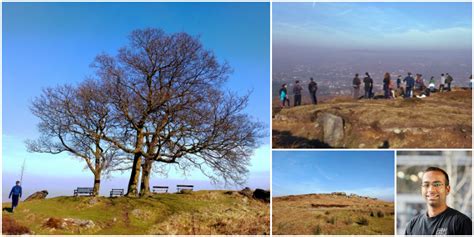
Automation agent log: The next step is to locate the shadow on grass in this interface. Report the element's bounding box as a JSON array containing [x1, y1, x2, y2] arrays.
[[272, 130, 332, 148]]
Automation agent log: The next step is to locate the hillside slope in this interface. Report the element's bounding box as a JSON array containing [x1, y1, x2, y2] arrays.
[[272, 193, 394, 235], [2, 190, 269, 235], [273, 89, 471, 148]]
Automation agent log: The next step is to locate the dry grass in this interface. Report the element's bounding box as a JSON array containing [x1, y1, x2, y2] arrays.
[[2, 215, 31, 234], [272, 193, 394, 235], [273, 89, 472, 148]]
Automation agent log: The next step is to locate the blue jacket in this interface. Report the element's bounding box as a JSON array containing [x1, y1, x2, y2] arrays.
[[9, 185, 22, 198], [404, 76, 415, 87]]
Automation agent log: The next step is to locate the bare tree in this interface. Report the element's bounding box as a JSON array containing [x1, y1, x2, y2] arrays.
[[92, 28, 264, 196], [26, 80, 119, 196]]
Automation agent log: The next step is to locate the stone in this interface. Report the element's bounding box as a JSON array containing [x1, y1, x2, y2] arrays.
[[238, 187, 253, 198], [25, 190, 48, 201], [316, 113, 344, 147], [253, 189, 270, 202], [393, 128, 401, 134]]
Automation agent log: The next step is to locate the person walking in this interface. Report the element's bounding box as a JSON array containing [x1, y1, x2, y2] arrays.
[[383, 72, 391, 99], [308, 77, 318, 105], [352, 73, 361, 99], [403, 72, 415, 98], [293, 80, 303, 106], [363, 72, 373, 99], [9, 181, 22, 212]]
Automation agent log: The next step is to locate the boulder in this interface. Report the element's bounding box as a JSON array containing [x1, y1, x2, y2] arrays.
[[25, 190, 48, 201], [253, 189, 270, 202], [238, 187, 253, 198], [316, 113, 344, 147]]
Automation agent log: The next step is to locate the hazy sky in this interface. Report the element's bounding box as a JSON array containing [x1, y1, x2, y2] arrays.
[[273, 151, 395, 201], [273, 2, 472, 51], [2, 2, 270, 199]]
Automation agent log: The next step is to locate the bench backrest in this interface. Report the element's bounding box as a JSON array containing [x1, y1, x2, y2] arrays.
[[76, 187, 93, 192], [177, 185, 193, 188]]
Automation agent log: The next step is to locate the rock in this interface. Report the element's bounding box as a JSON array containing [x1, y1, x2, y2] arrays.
[[316, 113, 344, 147], [393, 128, 401, 134], [274, 114, 288, 121], [25, 190, 48, 201], [239, 187, 253, 198], [179, 189, 192, 194], [253, 189, 270, 202], [63, 218, 95, 229], [358, 143, 365, 148]]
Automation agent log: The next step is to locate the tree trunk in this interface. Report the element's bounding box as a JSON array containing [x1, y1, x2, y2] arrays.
[[93, 172, 101, 196], [126, 153, 142, 197], [139, 158, 153, 197]]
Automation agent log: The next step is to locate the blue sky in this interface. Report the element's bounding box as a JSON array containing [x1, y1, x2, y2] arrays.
[[2, 2, 270, 199], [273, 2, 472, 50], [272, 151, 395, 201]]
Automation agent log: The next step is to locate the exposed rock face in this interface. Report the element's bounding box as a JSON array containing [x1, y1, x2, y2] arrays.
[[239, 187, 253, 198], [253, 189, 270, 202], [25, 190, 49, 201], [316, 113, 344, 147]]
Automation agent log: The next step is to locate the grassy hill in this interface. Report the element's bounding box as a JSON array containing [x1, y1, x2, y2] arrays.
[[2, 190, 269, 235], [272, 193, 394, 235], [273, 88, 471, 148]]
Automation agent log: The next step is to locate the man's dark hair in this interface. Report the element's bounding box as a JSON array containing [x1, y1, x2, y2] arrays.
[[296, 80, 299, 83], [310, 77, 314, 81], [355, 73, 359, 77], [16, 181, 20, 184], [425, 167, 450, 186]]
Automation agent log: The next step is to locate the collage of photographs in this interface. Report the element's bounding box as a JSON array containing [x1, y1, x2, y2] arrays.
[[1, 1, 472, 236]]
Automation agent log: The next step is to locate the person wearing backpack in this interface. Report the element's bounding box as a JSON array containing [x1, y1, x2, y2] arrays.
[[403, 72, 415, 98], [279, 84, 289, 108], [293, 80, 303, 106], [383, 72, 391, 99], [363, 72, 373, 99]]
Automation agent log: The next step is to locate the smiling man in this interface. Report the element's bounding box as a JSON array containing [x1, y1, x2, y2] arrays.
[[405, 167, 472, 235]]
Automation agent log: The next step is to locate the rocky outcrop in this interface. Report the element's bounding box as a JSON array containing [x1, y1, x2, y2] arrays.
[[253, 189, 270, 202], [239, 187, 253, 198], [316, 113, 344, 147], [25, 190, 48, 201]]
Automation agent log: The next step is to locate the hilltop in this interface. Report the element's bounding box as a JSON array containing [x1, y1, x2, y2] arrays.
[[272, 192, 394, 235], [273, 88, 472, 148], [2, 190, 269, 235]]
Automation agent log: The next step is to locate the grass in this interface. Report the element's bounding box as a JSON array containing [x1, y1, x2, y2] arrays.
[[2, 190, 269, 235], [273, 89, 472, 148], [272, 193, 394, 235]]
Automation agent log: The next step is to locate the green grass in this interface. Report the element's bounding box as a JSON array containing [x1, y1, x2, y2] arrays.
[[2, 190, 269, 235]]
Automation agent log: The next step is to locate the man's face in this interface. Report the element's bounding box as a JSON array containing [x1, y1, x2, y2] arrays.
[[421, 171, 450, 208]]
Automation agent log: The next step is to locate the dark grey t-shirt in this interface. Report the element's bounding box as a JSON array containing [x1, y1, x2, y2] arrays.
[[405, 207, 472, 235]]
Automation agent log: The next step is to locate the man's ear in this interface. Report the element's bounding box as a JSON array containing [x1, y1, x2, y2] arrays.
[[446, 185, 451, 195]]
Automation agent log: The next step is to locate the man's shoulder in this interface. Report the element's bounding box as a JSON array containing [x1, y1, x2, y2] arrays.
[[447, 207, 472, 222], [406, 213, 425, 234]]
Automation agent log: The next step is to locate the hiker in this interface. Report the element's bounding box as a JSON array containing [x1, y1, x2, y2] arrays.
[[352, 73, 361, 99], [405, 167, 472, 235], [403, 72, 415, 98], [293, 80, 303, 106], [363, 72, 373, 99], [383, 72, 391, 99], [428, 77, 436, 92], [390, 77, 396, 98], [279, 84, 289, 108], [9, 181, 22, 212], [397, 75, 402, 88], [445, 73, 453, 91], [308, 77, 318, 105], [439, 74, 446, 92]]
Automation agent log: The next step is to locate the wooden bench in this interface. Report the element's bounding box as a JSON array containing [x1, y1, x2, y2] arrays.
[[177, 185, 194, 192], [152, 186, 169, 193], [109, 189, 124, 197], [74, 187, 93, 196]]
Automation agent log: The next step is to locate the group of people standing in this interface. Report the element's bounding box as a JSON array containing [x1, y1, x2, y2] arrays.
[[279, 78, 318, 108], [352, 72, 455, 99]]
